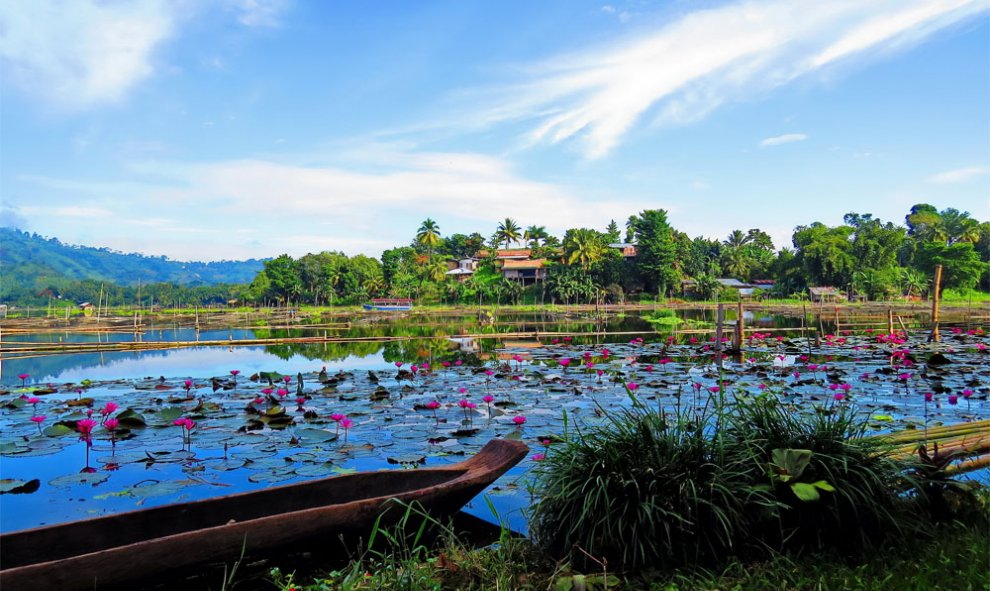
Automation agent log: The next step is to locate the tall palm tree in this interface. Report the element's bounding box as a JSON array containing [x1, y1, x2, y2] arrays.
[[416, 218, 442, 260], [900, 268, 927, 298], [363, 276, 385, 297], [425, 260, 448, 283], [524, 225, 548, 248], [723, 229, 751, 249], [720, 247, 750, 279], [496, 218, 522, 249], [324, 265, 342, 307], [564, 228, 605, 269]]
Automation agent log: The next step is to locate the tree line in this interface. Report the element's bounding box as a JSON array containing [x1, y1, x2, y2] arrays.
[[6, 203, 988, 308], [245, 204, 989, 306]]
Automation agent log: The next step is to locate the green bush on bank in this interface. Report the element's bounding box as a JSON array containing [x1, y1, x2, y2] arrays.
[[529, 395, 954, 571]]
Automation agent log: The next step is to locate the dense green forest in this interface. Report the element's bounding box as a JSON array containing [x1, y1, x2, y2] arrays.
[[243, 204, 989, 307], [2, 204, 988, 308], [0, 228, 264, 306]]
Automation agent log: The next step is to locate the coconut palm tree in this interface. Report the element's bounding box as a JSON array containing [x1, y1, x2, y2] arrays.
[[363, 276, 385, 297], [564, 228, 606, 269], [425, 260, 448, 283], [416, 219, 442, 260], [524, 225, 549, 248], [496, 218, 522, 249], [720, 247, 750, 279], [900, 268, 927, 298], [693, 273, 720, 300], [723, 229, 751, 249]]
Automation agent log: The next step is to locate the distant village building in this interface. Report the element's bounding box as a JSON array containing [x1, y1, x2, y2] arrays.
[[608, 243, 638, 257], [808, 286, 842, 303], [445, 258, 478, 282], [499, 259, 548, 285], [682, 278, 776, 299], [475, 248, 532, 260]]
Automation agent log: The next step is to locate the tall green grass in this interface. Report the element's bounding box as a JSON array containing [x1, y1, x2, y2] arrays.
[[529, 396, 932, 571]]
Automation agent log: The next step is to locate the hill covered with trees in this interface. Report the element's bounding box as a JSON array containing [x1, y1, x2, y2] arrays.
[[0, 228, 264, 304]]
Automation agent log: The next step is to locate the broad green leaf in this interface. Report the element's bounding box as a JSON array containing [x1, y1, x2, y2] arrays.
[[811, 480, 835, 492], [42, 424, 74, 437], [790, 482, 821, 502], [116, 409, 146, 427]]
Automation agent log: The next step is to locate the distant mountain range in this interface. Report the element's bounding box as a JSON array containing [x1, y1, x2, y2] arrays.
[[0, 227, 265, 289]]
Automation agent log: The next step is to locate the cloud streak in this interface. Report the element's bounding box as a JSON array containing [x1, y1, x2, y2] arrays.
[[474, 0, 987, 158], [760, 133, 809, 147], [927, 166, 989, 184]]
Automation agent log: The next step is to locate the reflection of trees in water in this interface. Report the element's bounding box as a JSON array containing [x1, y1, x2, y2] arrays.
[[264, 340, 384, 362], [4, 349, 180, 385]]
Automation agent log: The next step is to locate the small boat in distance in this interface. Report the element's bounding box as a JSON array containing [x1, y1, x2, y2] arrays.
[[0, 438, 528, 591], [363, 298, 414, 311]]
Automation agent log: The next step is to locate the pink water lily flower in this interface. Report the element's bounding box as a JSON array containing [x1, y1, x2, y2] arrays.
[[512, 415, 526, 425], [426, 401, 440, 410], [76, 419, 97, 437], [482, 394, 494, 403]]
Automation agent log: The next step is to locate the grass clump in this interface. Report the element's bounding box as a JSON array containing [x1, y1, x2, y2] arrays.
[[529, 404, 769, 570], [529, 395, 940, 572]]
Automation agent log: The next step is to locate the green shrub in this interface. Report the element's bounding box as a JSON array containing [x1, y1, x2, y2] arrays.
[[728, 399, 923, 553], [529, 405, 772, 570], [530, 397, 927, 571]]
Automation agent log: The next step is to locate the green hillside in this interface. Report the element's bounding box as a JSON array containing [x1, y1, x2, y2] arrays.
[[0, 228, 264, 302]]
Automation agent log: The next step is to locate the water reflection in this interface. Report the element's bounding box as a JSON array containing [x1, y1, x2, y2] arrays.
[[4, 311, 669, 386]]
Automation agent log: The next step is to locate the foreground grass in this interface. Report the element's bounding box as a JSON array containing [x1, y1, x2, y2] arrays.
[[268, 520, 988, 591]]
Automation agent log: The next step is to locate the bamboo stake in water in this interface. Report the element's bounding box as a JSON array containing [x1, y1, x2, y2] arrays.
[[930, 264, 942, 342]]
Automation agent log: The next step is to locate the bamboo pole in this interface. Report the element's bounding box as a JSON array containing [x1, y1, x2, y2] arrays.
[[734, 300, 744, 350], [930, 264, 942, 342]]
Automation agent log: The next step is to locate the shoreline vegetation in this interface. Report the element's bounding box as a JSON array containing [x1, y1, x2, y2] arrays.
[[2, 205, 988, 314]]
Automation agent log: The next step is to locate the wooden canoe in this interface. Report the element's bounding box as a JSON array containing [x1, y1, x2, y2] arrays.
[[0, 438, 528, 591]]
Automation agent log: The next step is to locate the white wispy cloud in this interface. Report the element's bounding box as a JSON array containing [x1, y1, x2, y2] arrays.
[[0, 0, 292, 109], [472, 0, 987, 158], [760, 133, 808, 147], [228, 0, 290, 28], [15, 148, 659, 259], [0, 0, 177, 109], [927, 166, 989, 184]]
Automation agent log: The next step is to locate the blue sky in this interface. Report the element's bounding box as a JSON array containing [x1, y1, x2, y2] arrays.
[[1, 0, 988, 261]]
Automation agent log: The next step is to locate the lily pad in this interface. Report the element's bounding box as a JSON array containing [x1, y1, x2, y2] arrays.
[[0, 478, 40, 494], [49, 471, 110, 488]]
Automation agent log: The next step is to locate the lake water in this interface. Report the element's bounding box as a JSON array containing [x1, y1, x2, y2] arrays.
[[2, 311, 986, 535]]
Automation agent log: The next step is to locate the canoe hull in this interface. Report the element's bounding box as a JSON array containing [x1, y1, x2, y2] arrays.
[[0, 438, 527, 591]]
